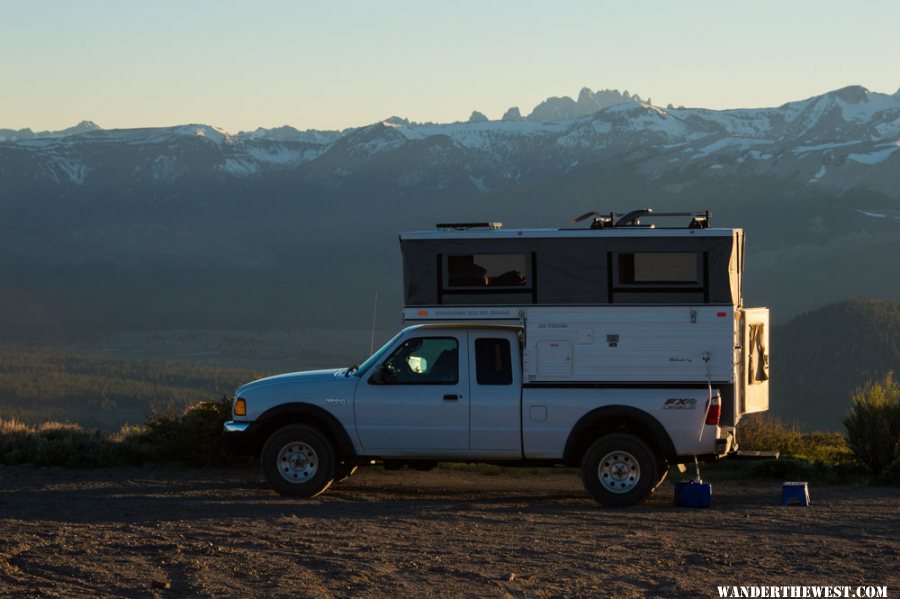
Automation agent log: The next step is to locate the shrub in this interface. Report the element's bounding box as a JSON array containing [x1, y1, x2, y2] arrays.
[[738, 414, 802, 453], [139, 395, 238, 466], [0, 419, 144, 467], [738, 413, 852, 464], [844, 372, 900, 475], [0, 396, 241, 468]]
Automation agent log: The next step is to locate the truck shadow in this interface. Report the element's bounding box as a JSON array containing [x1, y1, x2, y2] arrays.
[[1, 467, 877, 532]]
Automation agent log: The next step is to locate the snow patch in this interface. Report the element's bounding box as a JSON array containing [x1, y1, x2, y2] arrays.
[[793, 141, 859, 154], [875, 118, 900, 139], [245, 145, 321, 165], [218, 158, 260, 176], [696, 137, 771, 155], [809, 165, 826, 183], [747, 150, 773, 160], [837, 91, 899, 123], [469, 175, 487, 191], [44, 158, 90, 185], [392, 119, 567, 150], [151, 155, 184, 182], [172, 124, 230, 144], [847, 146, 899, 164]]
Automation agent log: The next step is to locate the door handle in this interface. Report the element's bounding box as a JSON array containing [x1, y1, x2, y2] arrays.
[[443, 394, 460, 401]]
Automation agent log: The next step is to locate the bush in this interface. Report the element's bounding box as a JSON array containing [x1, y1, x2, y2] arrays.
[[139, 395, 239, 466], [738, 414, 802, 452], [0, 396, 242, 468], [878, 460, 900, 486], [844, 372, 900, 475], [738, 413, 852, 464], [0, 419, 144, 467]]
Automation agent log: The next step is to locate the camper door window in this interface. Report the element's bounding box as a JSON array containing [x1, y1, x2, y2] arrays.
[[445, 254, 530, 289]]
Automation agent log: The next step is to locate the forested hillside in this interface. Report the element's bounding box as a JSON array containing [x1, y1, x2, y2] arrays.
[[771, 298, 900, 430]]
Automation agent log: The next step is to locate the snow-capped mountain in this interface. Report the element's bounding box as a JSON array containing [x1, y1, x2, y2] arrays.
[[2, 86, 897, 197], [0, 120, 102, 142]]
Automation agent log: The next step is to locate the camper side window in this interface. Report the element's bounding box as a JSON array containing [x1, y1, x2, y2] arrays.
[[445, 254, 530, 289], [615, 252, 702, 286]]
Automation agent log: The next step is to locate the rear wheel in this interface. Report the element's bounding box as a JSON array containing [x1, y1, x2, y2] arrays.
[[581, 433, 658, 507], [261, 425, 335, 497]]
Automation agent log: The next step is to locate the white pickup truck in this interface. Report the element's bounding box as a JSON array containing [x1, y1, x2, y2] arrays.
[[224, 212, 770, 506]]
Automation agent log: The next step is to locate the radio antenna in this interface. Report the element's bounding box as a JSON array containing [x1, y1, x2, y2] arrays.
[[369, 289, 379, 355]]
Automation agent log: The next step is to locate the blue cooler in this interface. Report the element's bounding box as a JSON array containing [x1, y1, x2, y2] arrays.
[[674, 480, 712, 508]]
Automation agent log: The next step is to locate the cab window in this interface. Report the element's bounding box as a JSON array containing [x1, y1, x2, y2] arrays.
[[376, 337, 458, 385], [475, 338, 512, 385]]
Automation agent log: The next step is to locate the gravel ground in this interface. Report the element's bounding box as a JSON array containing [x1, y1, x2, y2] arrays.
[[0, 466, 897, 598]]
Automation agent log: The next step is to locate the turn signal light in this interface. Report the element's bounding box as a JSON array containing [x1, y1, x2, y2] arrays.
[[234, 398, 246, 416]]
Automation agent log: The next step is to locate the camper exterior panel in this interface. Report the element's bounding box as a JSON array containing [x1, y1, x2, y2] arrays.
[[524, 306, 735, 383]]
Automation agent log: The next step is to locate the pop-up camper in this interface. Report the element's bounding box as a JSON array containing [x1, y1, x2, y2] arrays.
[[400, 210, 769, 427]]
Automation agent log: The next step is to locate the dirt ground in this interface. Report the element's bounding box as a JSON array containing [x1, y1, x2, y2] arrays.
[[0, 466, 897, 598]]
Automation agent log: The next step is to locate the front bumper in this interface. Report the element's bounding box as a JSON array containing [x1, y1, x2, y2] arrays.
[[224, 421, 251, 433], [222, 420, 260, 455]]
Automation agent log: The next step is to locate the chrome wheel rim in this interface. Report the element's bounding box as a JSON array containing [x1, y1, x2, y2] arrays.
[[277, 441, 318, 483], [597, 450, 641, 494]]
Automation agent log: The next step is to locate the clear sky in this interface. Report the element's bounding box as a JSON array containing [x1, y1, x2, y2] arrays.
[[2, 0, 898, 132]]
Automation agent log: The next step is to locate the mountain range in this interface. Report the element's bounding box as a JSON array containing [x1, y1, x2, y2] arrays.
[[0, 85, 898, 345]]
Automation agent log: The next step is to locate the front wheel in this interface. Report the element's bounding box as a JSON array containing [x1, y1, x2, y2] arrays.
[[261, 425, 336, 497], [581, 433, 659, 507]]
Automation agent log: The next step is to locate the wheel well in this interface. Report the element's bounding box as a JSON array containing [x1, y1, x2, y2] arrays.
[[253, 404, 356, 460], [564, 407, 676, 467]]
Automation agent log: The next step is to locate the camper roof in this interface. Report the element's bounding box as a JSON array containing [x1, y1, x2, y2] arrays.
[[401, 227, 739, 241], [406, 209, 737, 239]]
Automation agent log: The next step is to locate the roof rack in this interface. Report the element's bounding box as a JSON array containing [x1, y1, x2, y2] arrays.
[[435, 222, 503, 230], [572, 209, 710, 229]]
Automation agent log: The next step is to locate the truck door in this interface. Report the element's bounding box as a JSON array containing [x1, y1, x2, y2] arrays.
[[468, 331, 523, 458], [740, 307, 770, 415], [354, 333, 470, 455]]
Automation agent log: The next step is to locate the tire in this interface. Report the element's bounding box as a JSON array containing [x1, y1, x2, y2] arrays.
[[334, 463, 359, 483], [581, 433, 659, 507], [261, 424, 336, 497]]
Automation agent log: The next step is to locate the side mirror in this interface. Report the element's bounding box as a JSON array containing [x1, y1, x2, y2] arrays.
[[369, 365, 389, 385]]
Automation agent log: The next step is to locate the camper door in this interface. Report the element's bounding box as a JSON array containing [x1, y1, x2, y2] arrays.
[[741, 307, 770, 414]]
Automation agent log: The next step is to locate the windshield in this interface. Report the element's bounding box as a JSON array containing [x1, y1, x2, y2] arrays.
[[351, 331, 404, 377]]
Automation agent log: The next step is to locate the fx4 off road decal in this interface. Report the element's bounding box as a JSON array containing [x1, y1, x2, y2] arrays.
[[663, 398, 697, 410]]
